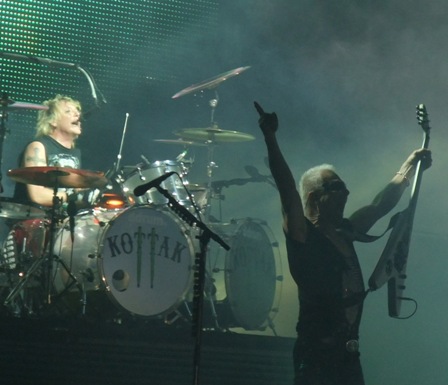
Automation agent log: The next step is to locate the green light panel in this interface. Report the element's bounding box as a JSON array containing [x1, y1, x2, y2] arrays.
[[0, 0, 219, 140]]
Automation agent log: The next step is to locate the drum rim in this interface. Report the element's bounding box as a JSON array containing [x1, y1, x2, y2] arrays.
[[0, 196, 47, 219], [212, 218, 283, 331]]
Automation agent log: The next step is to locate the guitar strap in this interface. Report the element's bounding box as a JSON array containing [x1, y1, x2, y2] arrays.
[[337, 210, 403, 243]]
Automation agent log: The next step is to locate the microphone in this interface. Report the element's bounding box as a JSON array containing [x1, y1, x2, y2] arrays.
[[67, 200, 77, 243], [133, 171, 176, 196], [244, 165, 266, 181]]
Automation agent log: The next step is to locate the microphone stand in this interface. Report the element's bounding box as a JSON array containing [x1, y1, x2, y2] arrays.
[[154, 185, 229, 385]]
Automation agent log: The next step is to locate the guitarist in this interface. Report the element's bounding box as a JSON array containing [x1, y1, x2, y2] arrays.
[[254, 101, 432, 385]]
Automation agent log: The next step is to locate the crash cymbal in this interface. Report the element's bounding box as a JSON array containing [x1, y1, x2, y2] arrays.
[[174, 127, 255, 143], [153, 139, 207, 147], [8, 167, 108, 189], [172, 66, 251, 99]]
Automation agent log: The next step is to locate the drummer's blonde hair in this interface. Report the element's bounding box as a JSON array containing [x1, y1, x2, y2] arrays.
[[35, 94, 81, 138]]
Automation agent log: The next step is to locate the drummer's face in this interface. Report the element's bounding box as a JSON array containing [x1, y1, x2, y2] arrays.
[[53, 101, 82, 138]]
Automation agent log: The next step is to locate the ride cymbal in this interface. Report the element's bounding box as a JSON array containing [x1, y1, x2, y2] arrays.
[[172, 66, 251, 99], [8, 167, 108, 189], [174, 127, 255, 143]]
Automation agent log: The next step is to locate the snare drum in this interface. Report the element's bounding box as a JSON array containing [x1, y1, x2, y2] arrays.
[[121, 160, 189, 206], [53, 206, 195, 318], [206, 218, 282, 331]]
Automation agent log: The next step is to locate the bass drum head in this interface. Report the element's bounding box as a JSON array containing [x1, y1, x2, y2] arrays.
[[99, 205, 195, 318], [209, 218, 282, 331]]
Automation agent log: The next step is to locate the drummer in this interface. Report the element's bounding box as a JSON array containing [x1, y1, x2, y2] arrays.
[[13, 94, 98, 209]]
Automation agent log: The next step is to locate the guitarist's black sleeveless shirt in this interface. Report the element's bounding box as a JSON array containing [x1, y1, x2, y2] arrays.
[[285, 218, 365, 343]]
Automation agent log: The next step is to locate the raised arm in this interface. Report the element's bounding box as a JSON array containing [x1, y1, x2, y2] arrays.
[[349, 148, 432, 234], [254, 102, 307, 242]]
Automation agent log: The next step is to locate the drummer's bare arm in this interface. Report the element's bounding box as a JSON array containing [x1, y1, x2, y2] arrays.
[[22, 141, 68, 206], [254, 102, 307, 242]]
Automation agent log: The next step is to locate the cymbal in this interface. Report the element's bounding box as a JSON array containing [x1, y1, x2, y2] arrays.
[[153, 139, 207, 147], [8, 167, 108, 189], [1, 97, 48, 111], [172, 66, 251, 99], [174, 127, 255, 143]]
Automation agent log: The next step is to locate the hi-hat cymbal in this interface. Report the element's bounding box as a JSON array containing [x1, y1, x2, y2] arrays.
[[8, 167, 108, 189], [153, 139, 207, 147], [172, 66, 251, 99], [174, 127, 255, 143]]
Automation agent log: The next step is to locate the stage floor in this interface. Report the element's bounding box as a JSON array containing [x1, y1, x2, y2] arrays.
[[0, 315, 295, 385]]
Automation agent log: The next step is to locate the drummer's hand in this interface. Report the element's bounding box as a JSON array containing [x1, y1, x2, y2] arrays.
[[69, 188, 101, 208], [254, 101, 278, 135]]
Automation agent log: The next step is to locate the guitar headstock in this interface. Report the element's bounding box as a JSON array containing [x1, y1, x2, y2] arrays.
[[416, 104, 431, 135]]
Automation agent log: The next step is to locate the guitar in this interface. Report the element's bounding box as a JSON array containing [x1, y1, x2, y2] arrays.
[[368, 104, 431, 317]]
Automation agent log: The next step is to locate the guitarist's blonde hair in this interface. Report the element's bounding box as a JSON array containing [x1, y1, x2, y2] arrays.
[[299, 164, 336, 210]]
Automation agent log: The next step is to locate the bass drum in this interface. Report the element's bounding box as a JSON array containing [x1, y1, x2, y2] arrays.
[[53, 206, 195, 318], [206, 218, 282, 331]]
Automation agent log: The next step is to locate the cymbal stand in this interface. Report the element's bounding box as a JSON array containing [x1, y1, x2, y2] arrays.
[[4, 180, 80, 312], [113, 112, 130, 175], [0, 92, 12, 194], [202, 90, 221, 222]]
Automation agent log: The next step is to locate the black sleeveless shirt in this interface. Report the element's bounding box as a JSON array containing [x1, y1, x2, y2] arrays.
[[285, 219, 365, 343], [13, 136, 81, 204]]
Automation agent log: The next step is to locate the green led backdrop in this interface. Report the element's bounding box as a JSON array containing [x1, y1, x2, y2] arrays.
[[0, 0, 219, 143], [0, 0, 219, 192]]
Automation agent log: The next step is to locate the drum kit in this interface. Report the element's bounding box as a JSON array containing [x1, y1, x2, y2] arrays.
[[0, 68, 282, 333]]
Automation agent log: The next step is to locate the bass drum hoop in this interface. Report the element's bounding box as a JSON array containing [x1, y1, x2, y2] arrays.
[[211, 218, 282, 331], [97, 205, 195, 318]]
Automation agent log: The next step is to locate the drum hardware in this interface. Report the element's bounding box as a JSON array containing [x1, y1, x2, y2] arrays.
[[171, 66, 251, 99], [110, 112, 130, 180], [0, 97, 48, 112], [7, 166, 108, 189], [174, 126, 256, 144], [244, 165, 277, 189], [153, 139, 207, 147], [0, 197, 47, 220], [121, 160, 195, 207], [172, 124, 255, 221], [2, 192, 80, 314], [4, 167, 108, 315], [172, 65, 253, 222]]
